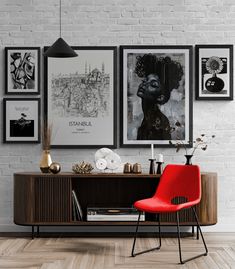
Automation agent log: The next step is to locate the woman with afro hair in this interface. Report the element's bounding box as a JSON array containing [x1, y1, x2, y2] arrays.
[[135, 54, 183, 140]]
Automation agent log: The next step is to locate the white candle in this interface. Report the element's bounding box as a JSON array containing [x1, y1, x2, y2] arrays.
[[158, 154, 163, 163], [151, 144, 154, 159]]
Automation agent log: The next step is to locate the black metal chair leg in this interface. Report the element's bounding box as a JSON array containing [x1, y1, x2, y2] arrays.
[[176, 212, 183, 264], [192, 207, 208, 255], [131, 212, 161, 257], [157, 214, 162, 248], [176, 208, 208, 264], [37, 226, 40, 237], [131, 212, 141, 257], [31, 225, 34, 239], [197, 226, 199, 240], [192, 225, 194, 236]]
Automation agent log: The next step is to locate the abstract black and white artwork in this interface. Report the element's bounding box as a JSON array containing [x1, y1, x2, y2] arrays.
[[5, 47, 40, 94], [196, 45, 233, 100], [44, 46, 117, 148], [120, 46, 193, 147], [3, 98, 40, 143]]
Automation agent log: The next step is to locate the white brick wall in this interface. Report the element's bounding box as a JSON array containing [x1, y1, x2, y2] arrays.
[[0, 0, 235, 232]]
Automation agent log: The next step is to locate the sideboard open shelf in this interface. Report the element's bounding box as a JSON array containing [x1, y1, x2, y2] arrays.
[[14, 172, 217, 237]]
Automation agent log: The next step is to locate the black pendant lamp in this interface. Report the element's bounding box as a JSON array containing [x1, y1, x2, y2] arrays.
[[44, 0, 78, 58]]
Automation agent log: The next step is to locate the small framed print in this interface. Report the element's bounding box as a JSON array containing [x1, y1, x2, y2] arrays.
[[3, 98, 40, 143], [195, 44, 233, 100], [44, 46, 117, 148], [5, 47, 40, 94], [120, 45, 193, 147]]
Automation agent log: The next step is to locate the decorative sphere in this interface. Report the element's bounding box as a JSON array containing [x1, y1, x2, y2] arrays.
[[205, 76, 224, 93], [49, 162, 61, 174]]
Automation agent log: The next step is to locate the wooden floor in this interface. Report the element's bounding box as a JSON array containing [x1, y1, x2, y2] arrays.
[[0, 233, 235, 269]]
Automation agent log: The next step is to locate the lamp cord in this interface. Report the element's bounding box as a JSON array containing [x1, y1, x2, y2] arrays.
[[60, 0, 61, 37]]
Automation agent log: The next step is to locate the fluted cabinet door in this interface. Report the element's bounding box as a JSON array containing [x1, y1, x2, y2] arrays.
[[34, 177, 72, 222]]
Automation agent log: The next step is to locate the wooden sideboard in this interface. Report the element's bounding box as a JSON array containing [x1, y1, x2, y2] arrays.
[[14, 172, 217, 236]]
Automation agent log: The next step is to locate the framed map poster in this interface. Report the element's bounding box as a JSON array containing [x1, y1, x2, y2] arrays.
[[44, 46, 117, 148]]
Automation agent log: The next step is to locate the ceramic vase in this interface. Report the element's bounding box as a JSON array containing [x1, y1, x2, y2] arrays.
[[184, 154, 193, 165], [40, 150, 52, 173]]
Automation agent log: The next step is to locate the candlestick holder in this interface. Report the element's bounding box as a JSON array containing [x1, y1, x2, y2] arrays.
[[156, 161, 164, 175], [149, 159, 156, 174]]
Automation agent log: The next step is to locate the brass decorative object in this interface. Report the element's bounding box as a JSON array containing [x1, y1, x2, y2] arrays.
[[123, 163, 132, 173], [40, 150, 52, 173], [133, 163, 142, 174], [40, 123, 53, 173], [72, 161, 94, 174], [49, 162, 61, 174]]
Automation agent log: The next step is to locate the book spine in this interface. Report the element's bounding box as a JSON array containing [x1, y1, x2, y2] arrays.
[[72, 191, 81, 221], [71, 193, 77, 221], [72, 190, 83, 221]]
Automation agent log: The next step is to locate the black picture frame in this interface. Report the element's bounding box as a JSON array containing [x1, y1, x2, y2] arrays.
[[3, 98, 41, 143], [5, 47, 40, 95], [195, 44, 233, 100], [120, 45, 193, 148], [44, 46, 117, 148]]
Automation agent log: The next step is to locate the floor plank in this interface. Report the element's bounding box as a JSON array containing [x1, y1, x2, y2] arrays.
[[0, 233, 234, 269]]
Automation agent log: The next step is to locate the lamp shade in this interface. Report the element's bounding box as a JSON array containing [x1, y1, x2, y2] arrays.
[[44, 37, 78, 58]]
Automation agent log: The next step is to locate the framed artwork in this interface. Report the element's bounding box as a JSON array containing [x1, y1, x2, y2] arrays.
[[195, 44, 233, 100], [120, 45, 193, 147], [3, 98, 40, 143], [5, 47, 40, 94], [44, 46, 117, 148]]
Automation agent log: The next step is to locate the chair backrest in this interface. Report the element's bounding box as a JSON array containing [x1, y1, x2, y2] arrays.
[[154, 164, 201, 203]]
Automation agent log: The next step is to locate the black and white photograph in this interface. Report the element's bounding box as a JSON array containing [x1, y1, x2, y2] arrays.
[[120, 45, 193, 147], [44, 46, 117, 148], [195, 45, 233, 100], [3, 98, 40, 143], [5, 47, 40, 94]]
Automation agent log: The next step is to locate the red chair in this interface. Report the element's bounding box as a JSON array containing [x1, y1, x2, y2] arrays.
[[131, 164, 208, 264]]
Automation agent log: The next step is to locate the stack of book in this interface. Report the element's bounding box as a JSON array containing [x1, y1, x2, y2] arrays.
[[72, 190, 83, 221], [87, 207, 145, 221]]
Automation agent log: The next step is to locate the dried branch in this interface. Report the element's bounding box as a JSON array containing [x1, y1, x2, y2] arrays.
[[170, 134, 215, 156], [42, 123, 53, 150]]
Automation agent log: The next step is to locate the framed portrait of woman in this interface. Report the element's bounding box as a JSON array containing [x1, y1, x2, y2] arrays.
[[120, 45, 193, 147]]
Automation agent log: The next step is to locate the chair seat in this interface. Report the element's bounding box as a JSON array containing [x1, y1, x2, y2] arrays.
[[134, 197, 198, 213]]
